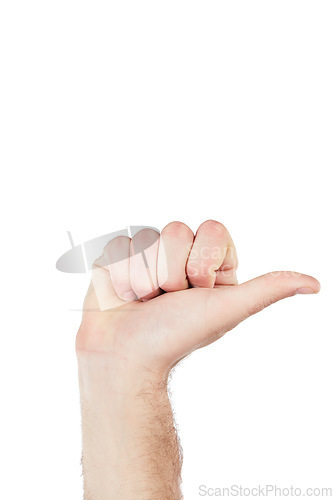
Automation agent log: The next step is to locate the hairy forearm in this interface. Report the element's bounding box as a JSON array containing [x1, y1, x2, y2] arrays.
[[77, 352, 183, 500]]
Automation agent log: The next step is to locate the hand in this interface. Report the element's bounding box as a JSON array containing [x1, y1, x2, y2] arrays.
[[76, 220, 320, 499], [76, 220, 320, 378]]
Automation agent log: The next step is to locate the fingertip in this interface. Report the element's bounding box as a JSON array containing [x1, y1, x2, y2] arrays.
[[295, 274, 321, 294], [311, 277, 321, 293]]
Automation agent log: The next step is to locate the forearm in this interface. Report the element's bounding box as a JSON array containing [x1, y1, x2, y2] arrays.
[[77, 352, 183, 500]]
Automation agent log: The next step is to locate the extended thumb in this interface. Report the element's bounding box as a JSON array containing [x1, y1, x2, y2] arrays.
[[219, 271, 320, 327]]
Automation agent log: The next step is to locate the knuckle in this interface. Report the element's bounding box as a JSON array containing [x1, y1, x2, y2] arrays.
[[162, 221, 193, 239], [105, 235, 130, 254], [133, 228, 160, 239], [109, 235, 130, 247], [201, 219, 227, 236], [131, 229, 160, 249], [102, 236, 130, 264]]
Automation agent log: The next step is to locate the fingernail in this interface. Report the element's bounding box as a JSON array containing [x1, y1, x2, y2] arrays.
[[295, 287, 316, 295], [121, 290, 137, 301]]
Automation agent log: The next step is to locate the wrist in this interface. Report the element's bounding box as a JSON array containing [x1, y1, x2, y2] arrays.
[[76, 347, 182, 499], [76, 349, 169, 403]]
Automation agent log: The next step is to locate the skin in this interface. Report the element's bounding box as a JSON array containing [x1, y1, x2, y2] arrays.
[[76, 220, 320, 500]]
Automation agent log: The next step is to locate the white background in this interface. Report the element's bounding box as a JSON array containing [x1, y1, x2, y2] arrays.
[[1, 1, 332, 498]]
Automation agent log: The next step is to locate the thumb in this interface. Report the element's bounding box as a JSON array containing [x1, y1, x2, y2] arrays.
[[211, 271, 320, 333], [159, 271, 320, 363]]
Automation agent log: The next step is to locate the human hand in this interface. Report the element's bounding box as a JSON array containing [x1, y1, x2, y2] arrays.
[[76, 220, 320, 378]]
